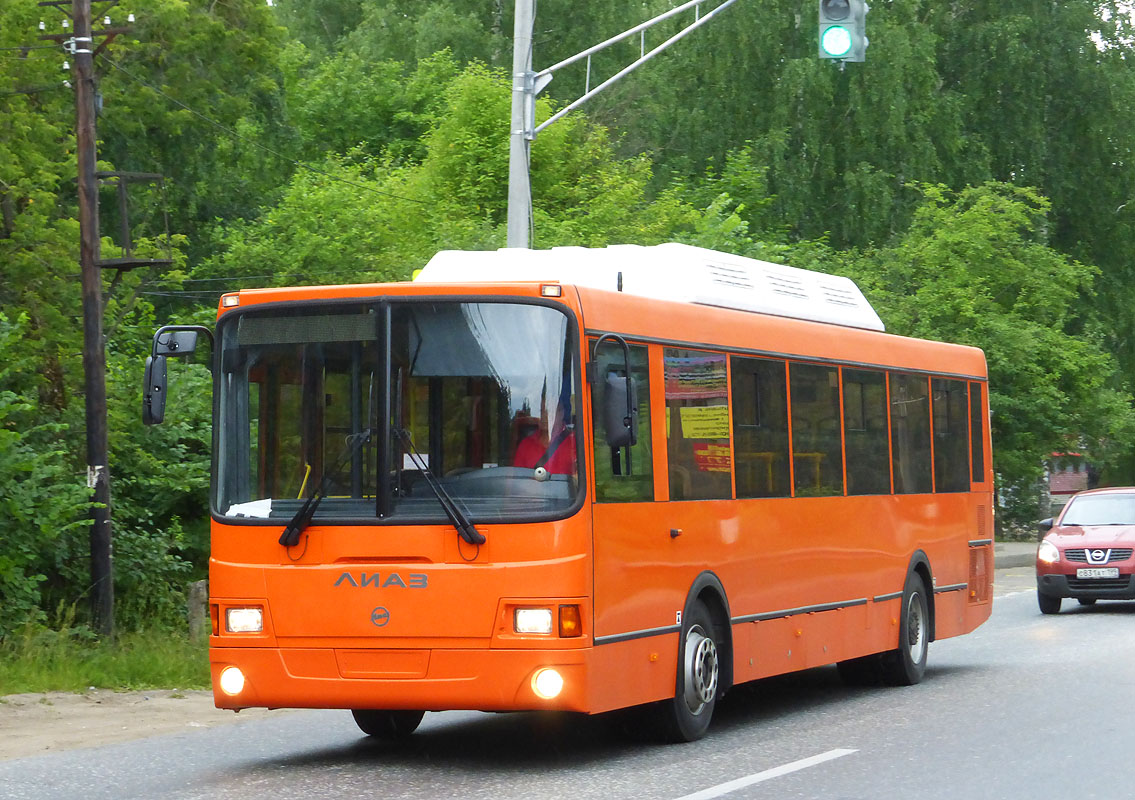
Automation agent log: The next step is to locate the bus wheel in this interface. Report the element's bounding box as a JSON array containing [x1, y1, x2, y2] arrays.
[[351, 709, 425, 739], [879, 574, 929, 686], [659, 602, 720, 742]]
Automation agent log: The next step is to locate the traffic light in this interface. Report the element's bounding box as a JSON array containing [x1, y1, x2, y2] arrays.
[[819, 0, 867, 62]]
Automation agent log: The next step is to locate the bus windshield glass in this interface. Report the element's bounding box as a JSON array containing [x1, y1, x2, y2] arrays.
[[215, 300, 580, 524]]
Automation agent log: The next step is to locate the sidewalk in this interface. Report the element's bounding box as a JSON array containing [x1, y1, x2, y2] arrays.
[[995, 540, 1036, 570]]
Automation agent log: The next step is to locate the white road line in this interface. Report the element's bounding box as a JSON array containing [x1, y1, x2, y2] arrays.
[[672, 748, 858, 800]]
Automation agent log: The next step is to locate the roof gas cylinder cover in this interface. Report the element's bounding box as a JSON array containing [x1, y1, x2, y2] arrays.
[[414, 243, 884, 332]]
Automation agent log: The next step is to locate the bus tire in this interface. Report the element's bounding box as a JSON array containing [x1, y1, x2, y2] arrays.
[[658, 601, 720, 742], [879, 573, 929, 686], [351, 709, 425, 739]]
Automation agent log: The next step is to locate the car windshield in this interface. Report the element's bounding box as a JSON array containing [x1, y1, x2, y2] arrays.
[[214, 300, 580, 524], [1060, 494, 1135, 526]]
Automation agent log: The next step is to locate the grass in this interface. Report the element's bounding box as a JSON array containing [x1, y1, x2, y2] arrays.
[[0, 625, 211, 695]]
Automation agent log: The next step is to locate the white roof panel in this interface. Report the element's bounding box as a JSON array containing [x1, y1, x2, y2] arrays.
[[415, 243, 885, 332]]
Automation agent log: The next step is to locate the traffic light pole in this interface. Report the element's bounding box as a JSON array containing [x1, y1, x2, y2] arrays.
[[506, 0, 534, 249], [504, 0, 739, 249]]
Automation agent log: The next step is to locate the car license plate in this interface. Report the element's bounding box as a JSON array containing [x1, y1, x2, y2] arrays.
[[1076, 567, 1119, 579]]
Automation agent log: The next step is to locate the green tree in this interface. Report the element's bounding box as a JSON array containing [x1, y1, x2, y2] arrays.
[[847, 183, 1134, 518]]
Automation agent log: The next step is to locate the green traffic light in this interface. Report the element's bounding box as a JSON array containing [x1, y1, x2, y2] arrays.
[[821, 24, 852, 57]]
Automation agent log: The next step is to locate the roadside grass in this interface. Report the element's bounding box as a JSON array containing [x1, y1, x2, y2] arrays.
[[0, 624, 210, 695]]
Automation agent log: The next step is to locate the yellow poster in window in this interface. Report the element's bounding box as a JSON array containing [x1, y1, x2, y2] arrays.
[[679, 405, 729, 439]]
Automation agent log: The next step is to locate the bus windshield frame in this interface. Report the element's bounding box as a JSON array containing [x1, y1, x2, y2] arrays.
[[211, 296, 584, 526]]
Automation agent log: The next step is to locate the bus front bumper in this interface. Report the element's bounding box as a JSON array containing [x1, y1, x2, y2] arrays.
[[210, 646, 591, 713]]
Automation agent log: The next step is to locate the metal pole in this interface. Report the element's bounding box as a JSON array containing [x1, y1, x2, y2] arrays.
[[74, 0, 114, 636], [506, 0, 534, 248]]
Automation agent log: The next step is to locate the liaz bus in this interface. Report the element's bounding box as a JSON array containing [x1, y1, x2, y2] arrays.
[[143, 243, 993, 742]]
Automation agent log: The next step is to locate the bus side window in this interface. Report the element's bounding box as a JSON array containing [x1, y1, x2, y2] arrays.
[[890, 372, 932, 494], [969, 381, 985, 483], [664, 349, 731, 501], [731, 356, 790, 498], [592, 343, 653, 502], [788, 362, 844, 497], [932, 378, 970, 492], [843, 368, 889, 495]]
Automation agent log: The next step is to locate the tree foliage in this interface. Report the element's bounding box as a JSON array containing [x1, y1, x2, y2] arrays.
[[3, 0, 1135, 633]]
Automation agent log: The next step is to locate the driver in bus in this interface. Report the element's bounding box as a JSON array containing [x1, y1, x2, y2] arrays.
[[513, 413, 576, 475]]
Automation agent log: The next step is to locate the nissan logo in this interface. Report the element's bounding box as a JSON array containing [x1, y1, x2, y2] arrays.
[[1089, 549, 1110, 564]]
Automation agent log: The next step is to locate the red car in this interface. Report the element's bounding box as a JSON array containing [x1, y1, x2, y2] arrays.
[[1036, 487, 1135, 614]]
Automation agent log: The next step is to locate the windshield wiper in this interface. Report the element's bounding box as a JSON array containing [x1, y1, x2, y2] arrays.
[[393, 426, 485, 545], [279, 428, 373, 547]]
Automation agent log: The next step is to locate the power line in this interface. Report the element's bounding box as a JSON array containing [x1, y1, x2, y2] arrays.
[[97, 54, 429, 206]]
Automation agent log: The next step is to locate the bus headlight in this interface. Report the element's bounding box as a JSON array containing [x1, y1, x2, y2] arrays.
[[515, 608, 553, 634], [1037, 540, 1060, 565], [532, 668, 564, 700], [218, 666, 246, 696], [226, 607, 263, 633]]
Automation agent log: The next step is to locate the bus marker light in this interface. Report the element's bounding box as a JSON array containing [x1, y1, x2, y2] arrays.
[[219, 666, 246, 696], [558, 605, 581, 637], [226, 607, 263, 633], [515, 608, 553, 634], [540, 284, 562, 297], [221, 294, 240, 308], [532, 668, 564, 699]]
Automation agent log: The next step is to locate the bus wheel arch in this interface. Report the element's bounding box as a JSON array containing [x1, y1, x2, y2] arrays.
[[681, 571, 734, 697], [648, 571, 733, 742], [907, 550, 936, 643], [879, 553, 934, 686]]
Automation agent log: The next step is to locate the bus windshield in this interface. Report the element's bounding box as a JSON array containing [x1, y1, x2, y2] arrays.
[[214, 300, 580, 525]]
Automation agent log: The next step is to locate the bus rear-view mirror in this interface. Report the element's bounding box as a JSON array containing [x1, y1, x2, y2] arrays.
[[154, 329, 200, 357], [142, 354, 168, 426], [604, 372, 638, 449]]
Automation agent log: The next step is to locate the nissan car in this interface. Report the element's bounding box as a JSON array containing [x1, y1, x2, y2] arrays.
[[1036, 487, 1135, 614]]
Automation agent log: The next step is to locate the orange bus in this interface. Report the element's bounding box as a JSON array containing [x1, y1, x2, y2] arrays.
[[143, 243, 993, 742]]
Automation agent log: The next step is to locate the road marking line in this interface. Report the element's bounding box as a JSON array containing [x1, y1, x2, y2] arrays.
[[673, 748, 857, 800]]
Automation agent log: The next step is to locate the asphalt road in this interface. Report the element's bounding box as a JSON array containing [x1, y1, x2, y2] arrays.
[[7, 562, 1132, 800]]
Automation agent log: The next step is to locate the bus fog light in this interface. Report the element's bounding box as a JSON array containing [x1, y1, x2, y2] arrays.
[[219, 666, 246, 696], [226, 607, 263, 633], [532, 668, 564, 699], [515, 608, 553, 634]]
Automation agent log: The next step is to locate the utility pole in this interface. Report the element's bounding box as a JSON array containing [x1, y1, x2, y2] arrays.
[[504, 0, 740, 249], [74, 0, 114, 637], [39, 0, 132, 636]]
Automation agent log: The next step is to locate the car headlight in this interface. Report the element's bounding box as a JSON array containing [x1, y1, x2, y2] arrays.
[[1037, 540, 1060, 565]]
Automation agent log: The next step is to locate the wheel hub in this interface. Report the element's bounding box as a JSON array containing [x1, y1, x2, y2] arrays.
[[683, 625, 719, 715]]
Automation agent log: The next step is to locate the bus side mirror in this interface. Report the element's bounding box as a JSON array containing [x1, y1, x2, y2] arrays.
[[143, 324, 214, 426], [143, 354, 168, 425], [154, 329, 199, 356], [604, 372, 638, 448]]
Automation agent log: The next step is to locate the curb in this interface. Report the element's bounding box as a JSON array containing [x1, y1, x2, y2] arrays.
[[995, 543, 1035, 570]]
